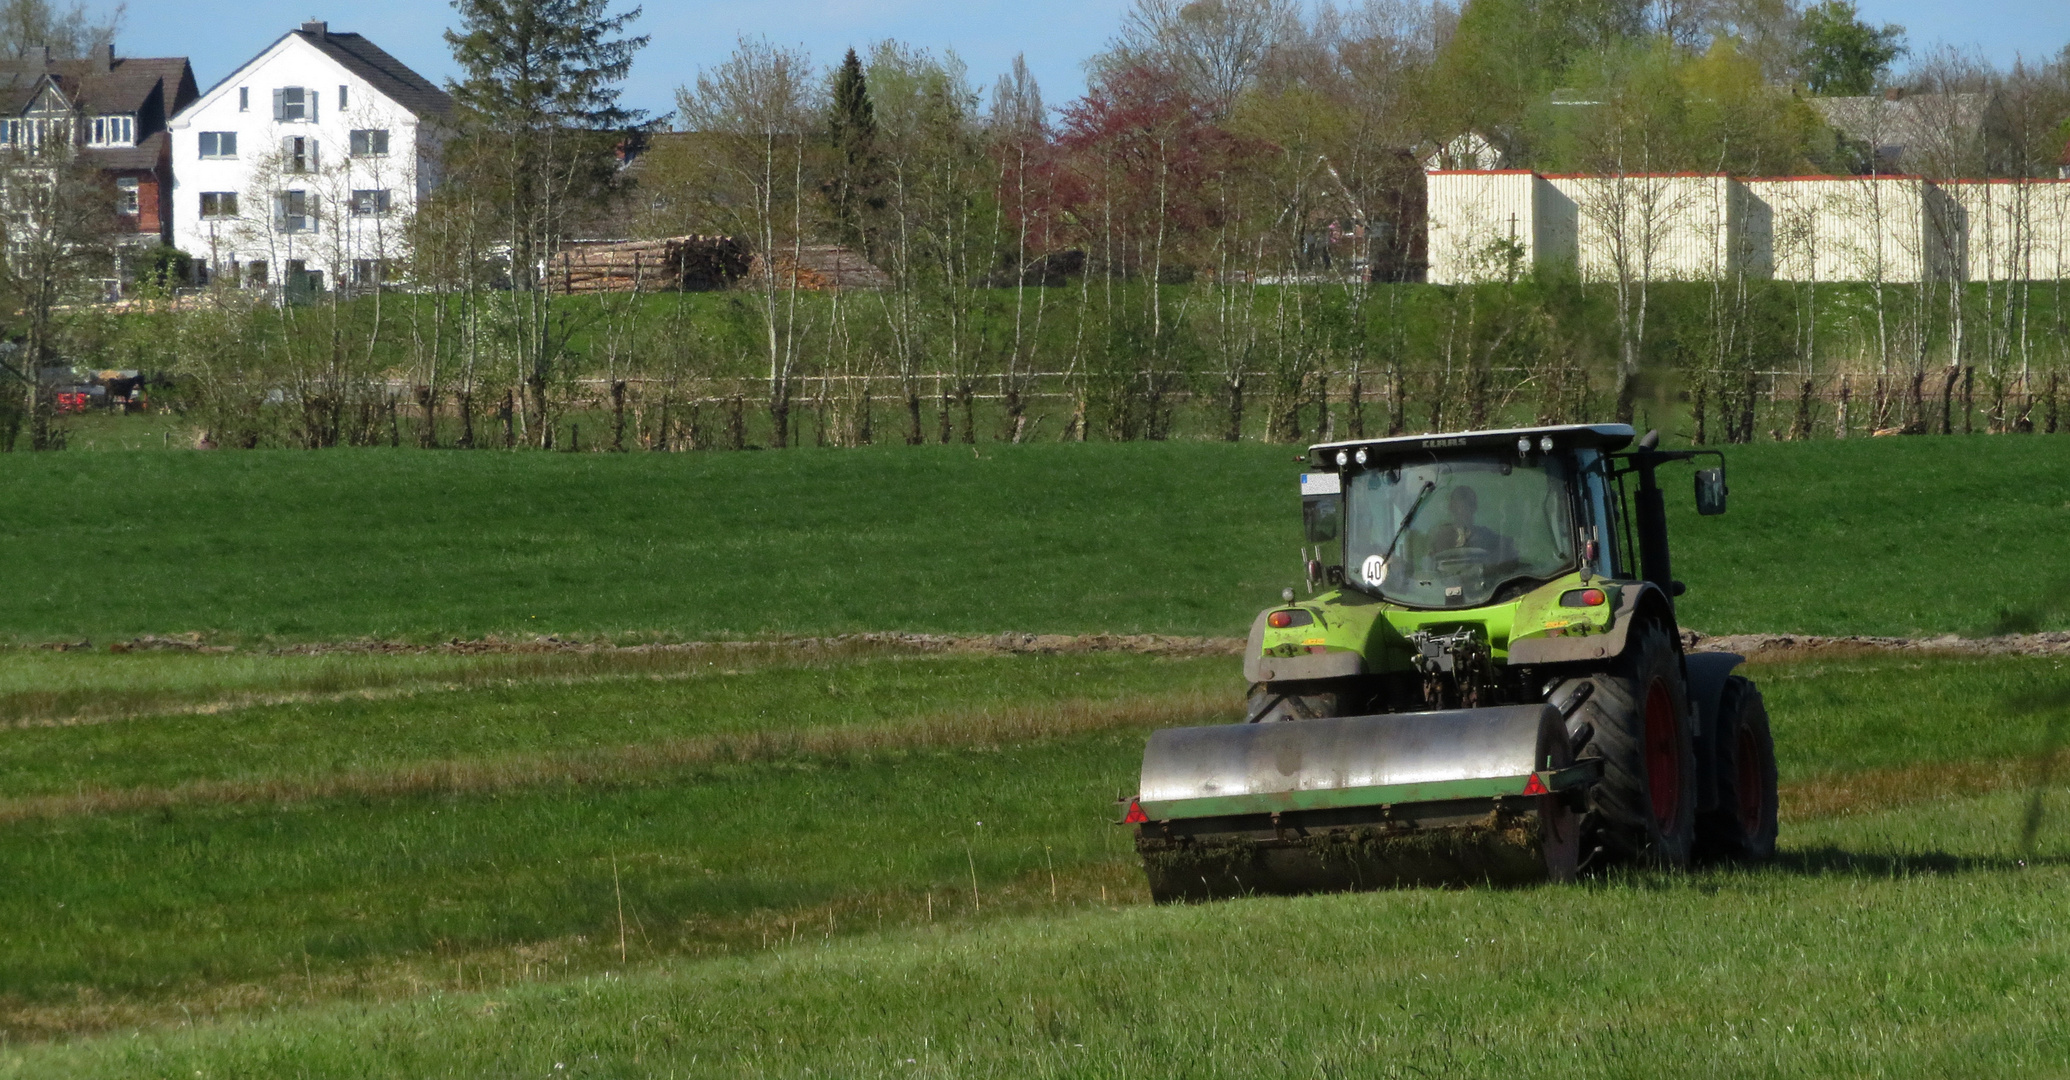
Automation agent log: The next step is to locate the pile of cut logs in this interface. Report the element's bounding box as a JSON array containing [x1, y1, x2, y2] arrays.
[[547, 236, 751, 294], [746, 244, 892, 291]]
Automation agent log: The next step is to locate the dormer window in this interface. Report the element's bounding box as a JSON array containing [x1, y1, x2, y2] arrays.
[[274, 86, 317, 122], [88, 115, 133, 146], [2, 117, 67, 150]]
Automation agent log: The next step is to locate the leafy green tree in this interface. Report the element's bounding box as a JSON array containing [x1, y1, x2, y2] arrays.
[[1799, 0, 1905, 95], [443, 0, 652, 447]]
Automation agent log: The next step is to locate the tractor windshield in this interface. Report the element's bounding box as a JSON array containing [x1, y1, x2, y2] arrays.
[[1344, 453, 1578, 609]]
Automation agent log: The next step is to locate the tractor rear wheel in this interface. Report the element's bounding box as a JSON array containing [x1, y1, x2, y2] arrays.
[[1244, 682, 1353, 723], [1565, 622, 1697, 868], [1695, 675, 1779, 861]]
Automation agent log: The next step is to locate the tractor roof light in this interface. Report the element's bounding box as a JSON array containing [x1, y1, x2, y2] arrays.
[[1517, 437, 1532, 454], [1354, 447, 1368, 465], [1335, 450, 1349, 467], [1539, 435, 1555, 452]]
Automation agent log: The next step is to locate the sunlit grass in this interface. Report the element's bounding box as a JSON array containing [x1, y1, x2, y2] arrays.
[[10, 778, 2067, 1079], [0, 436, 2062, 644]]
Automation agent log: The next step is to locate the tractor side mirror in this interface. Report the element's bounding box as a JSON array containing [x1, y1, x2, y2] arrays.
[[1694, 466, 1728, 516]]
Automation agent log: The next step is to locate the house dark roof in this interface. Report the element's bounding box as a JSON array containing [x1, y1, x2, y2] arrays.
[[0, 51, 195, 118], [293, 23, 453, 119], [82, 129, 166, 170]]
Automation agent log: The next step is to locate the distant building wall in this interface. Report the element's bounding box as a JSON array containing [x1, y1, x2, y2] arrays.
[[1430, 170, 2070, 285], [1548, 174, 1742, 283], [1424, 171, 1539, 284]]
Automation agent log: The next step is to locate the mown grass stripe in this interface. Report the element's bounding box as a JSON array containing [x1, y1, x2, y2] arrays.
[[0, 692, 1237, 823]]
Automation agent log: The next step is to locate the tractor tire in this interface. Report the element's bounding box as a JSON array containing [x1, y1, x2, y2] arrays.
[[1695, 675, 1779, 861], [1562, 622, 1697, 868], [1244, 682, 1351, 723]]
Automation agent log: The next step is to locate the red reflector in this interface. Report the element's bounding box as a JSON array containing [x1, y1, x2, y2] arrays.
[[1521, 773, 1549, 796], [1267, 611, 1294, 628], [1123, 799, 1149, 824], [1581, 588, 1606, 607]]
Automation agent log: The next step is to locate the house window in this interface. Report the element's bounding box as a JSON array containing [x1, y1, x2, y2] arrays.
[[350, 189, 391, 216], [200, 191, 238, 218], [5, 117, 64, 150], [282, 135, 317, 174], [338, 85, 348, 110], [288, 259, 323, 294], [349, 129, 389, 157], [275, 86, 316, 122], [353, 258, 388, 285], [198, 131, 237, 159], [89, 115, 134, 146], [246, 260, 268, 286], [275, 190, 314, 232], [116, 177, 139, 215], [239, 87, 249, 112]]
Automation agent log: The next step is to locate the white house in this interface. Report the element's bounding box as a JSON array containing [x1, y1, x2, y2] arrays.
[[167, 20, 451, 291]]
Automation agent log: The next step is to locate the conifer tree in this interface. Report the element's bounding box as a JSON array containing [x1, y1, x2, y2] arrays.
[[823, 48, 883, 252], [443, 0, 652, 446]]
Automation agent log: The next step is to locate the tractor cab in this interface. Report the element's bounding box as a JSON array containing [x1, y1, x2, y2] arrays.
[[1306, 425, 1635, 611]]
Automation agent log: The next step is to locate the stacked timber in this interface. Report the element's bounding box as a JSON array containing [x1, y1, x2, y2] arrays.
[[746, 244, 891, 291], [547, 236, 751, 294]]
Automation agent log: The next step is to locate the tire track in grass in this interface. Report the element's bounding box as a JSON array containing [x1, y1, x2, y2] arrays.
[[1779, 751, 2070, 820], [0, 633, 1241, 731], [0, 862, 1156, 1042], [0, 691, 1240, 823]]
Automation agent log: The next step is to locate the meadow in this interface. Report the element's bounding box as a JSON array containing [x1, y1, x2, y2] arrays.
[[0, 433, 2065, 642], [0, 434, 2064, 1074]]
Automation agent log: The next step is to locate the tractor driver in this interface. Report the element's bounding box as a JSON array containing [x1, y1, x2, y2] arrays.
[[1427, 485, 1517, 569]]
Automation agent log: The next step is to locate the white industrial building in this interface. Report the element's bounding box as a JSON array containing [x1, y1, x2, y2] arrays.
[[1428, 169, 2070, 285], [166, 21, 451, 292]]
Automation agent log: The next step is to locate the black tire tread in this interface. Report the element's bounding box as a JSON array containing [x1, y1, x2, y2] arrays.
[[1695, 675, 1779, 861], [1563, 623, 1697, 867]]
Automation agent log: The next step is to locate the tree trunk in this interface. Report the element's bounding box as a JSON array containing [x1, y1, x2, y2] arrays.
[[611, 380, 628, 451]]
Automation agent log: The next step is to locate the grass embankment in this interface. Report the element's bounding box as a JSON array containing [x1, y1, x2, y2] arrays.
[[0, 644, 2064, 1064], [0, 435, 2065, 642]]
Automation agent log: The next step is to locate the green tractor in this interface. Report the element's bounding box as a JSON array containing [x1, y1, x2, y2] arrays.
[[1125, 424, 1777, 900]]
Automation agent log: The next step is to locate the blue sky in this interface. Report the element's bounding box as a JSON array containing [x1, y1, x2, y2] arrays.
[[97, 0, 2070, 121]]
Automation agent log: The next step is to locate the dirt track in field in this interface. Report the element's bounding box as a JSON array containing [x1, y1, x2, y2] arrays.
[[1687, 630, 2070, 660], [56, 630, 1249, 659], [54, 627, 2070, 660]]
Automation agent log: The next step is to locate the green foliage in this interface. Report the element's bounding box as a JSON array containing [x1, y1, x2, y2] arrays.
[[1799, 0, 1907, 96]]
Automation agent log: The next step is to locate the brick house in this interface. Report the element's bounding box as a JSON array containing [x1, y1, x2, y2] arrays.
[[0, 44, 198, 255]]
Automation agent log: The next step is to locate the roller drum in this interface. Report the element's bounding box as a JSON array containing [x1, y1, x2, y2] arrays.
[[1133, 705, 1581, 899]]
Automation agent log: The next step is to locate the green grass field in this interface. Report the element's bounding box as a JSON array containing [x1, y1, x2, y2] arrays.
[[1, 437, 2067, 1075], [0, 641, 2065, 1074], [0, 434, 2065, 643]]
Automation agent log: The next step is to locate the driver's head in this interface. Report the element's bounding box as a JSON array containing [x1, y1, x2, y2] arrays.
[[1446, 485, 1479, 524]]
